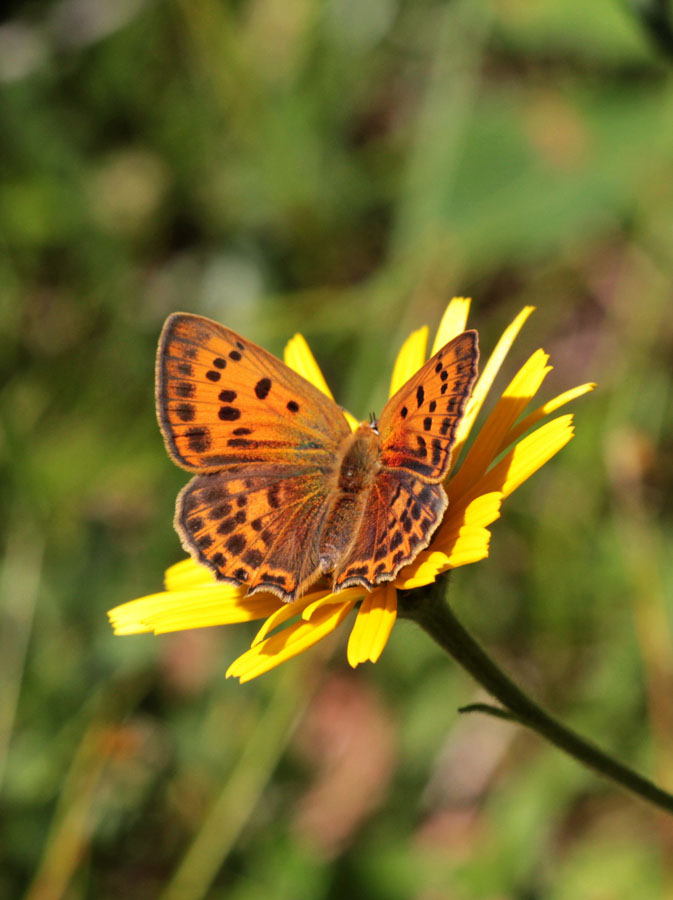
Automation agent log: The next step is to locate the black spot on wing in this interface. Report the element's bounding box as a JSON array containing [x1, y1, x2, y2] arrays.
[[209, 503, 232, 520], [244, 549, 263, 568], [176, 403, 195, 422], [219, 406, 241, 421], [227, 534, 246, 554], [176, 382, 195, 398], [255, 377, 271, 400], [186, 427, 211, 453]]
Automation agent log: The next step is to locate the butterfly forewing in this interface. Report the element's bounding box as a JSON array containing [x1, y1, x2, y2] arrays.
[[157, 313, 350, 472], [378, 330, 479, 482]]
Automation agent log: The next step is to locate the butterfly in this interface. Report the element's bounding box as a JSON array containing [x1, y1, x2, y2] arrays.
[[156, 313, 479, 602]]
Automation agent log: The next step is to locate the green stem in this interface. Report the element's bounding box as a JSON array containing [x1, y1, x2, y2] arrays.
[[398, 577, 673, 815]]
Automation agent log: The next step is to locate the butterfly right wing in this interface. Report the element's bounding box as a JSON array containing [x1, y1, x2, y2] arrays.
[[331, 331, 478, 592], [377, 330, 478, 481], [331, 469, 447, 592]]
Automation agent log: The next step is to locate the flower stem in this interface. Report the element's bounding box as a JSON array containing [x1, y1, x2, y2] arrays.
[[397, 576, 673, 815]]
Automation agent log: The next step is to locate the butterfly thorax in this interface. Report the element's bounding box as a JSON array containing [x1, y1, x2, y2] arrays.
[[319, 423, 382, 575], [336, 422, 381, 493]]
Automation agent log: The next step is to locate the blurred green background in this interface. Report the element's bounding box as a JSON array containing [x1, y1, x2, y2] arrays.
[[2, 0, 673, 897]]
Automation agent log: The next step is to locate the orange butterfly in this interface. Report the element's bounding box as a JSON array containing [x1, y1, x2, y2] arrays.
[[156, 314, 479, 602]]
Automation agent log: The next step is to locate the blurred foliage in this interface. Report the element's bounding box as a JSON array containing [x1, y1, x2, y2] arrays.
[[2, 0, 673, 898]]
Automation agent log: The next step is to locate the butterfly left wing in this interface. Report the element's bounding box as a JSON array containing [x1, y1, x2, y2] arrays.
[[332, 331, 479, 591], [377, 330, 479, 482], [157, 312, 352, 600], [177, 465, 333, 600]]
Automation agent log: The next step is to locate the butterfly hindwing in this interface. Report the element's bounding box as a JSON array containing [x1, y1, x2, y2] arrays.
[[378, 330, 479, 482], [157, 313, 350, 473], [332, 470, 447, 591], [177, 465, 333, 600]]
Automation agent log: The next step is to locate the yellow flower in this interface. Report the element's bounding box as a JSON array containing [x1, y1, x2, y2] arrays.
[[109, 299, 594, 682]]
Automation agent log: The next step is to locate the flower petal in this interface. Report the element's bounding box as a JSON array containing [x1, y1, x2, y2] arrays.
[[251, 589, 331, 646], [164, 558, 216, 591], [430, 297, 472, 354], [346, 584, 397, 667], [389, 326, 429, 398], [452, 305, 535, 459], [497, 382, 596, 454], [226, 599, 358, 682], [284, 333, 334, 399], [302, 587, 365, 619], [476, 414, 576, 498], [449, 348, 552, 503], [108, 586, 281, 636]]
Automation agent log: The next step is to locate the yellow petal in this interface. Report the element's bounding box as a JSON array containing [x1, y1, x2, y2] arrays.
[[395, 550, 453, 589], [284, 333, 334, 399], [108, 586, 281, 635], [497, 382, 596, 454], [452, 305, 535, 460], [164, 558, 216, 591], [430, 297, 472, 355], [448, 349, 552, 503], [302, 587, 365, 620], [346, 584, 397, 667], [342, 409, 361, 432], [226, 599, 357, 682], [389, 326, 428, 398], [251, 589, 329, 646], [476, 414, 576, 498]]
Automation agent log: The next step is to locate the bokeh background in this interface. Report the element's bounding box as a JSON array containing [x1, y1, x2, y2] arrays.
[[2, 0, 673, 897]]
